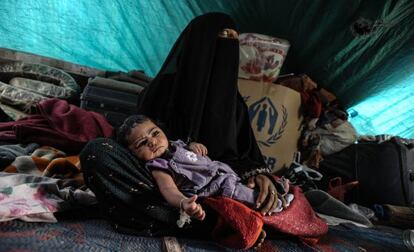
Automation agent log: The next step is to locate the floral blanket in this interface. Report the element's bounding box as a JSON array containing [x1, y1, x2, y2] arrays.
[[0, 173, 62, 222], [0, 145, 96, 222]]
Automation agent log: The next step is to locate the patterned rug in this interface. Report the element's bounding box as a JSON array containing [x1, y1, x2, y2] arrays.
[[0, 218, 409, 251]]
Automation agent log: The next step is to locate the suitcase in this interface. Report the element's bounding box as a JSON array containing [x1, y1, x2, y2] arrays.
[[105, 70, 153, 86], [318, 137, 414, 207], [80, 77, 145, 127]]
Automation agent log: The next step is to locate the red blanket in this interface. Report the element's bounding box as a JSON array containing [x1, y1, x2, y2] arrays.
[[203, 186, 328, 250], [0, 98, 113, 153]]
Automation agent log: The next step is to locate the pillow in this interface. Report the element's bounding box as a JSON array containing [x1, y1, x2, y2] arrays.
[[0, 62, 80, 99]]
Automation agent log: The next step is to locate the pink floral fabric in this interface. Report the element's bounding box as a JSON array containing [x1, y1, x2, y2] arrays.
[[0, 172, 62, 222]]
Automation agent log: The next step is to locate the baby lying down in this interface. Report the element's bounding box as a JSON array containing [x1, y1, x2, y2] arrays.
[[117, 115, 294, 227]]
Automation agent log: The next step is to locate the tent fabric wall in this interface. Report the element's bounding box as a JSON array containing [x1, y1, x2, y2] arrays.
[[0, 0, 413, 137]]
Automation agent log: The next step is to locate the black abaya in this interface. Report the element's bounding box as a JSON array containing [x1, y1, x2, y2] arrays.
[[138, 12, 266, 177]]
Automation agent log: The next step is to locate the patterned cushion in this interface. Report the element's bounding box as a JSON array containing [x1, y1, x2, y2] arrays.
[[0, 62, 80, 99]]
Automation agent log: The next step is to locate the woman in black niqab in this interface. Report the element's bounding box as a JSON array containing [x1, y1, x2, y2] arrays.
[[139, 12, 280, 212], [80, 12, 279, 237], [139, 12, 265, 176]]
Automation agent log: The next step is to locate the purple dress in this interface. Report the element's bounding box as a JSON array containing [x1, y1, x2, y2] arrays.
[[146, 140, 257, 205]]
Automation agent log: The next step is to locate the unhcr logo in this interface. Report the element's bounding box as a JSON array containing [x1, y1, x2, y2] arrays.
[[246, 96, 288, 147]]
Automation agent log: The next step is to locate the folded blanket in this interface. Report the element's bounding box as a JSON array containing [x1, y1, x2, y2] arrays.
[[0, 98, 113, 153]]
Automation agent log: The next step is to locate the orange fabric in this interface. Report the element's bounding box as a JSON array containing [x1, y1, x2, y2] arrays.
[[42, 156, 80, 178], [3, 165, 17, 173], [32, 156, 52, 172], [203, 196, 264, 250], [203, 185, 328, 249], [3, 145, 82, 184], [263, 186, 328, 245]]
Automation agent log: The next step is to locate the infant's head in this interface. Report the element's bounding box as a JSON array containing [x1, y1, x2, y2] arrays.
[[117, 115, 169, 161]]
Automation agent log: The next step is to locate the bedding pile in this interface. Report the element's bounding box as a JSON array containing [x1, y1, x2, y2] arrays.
[[0, 46, 413, 251]]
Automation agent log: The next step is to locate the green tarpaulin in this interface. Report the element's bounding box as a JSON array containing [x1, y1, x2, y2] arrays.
[[1, 0, 413, 137]]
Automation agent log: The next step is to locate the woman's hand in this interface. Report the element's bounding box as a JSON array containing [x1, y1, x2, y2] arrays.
[[247, 174, 279, 215], [182, 195, 206, 221], [188, 142, 208, 156]]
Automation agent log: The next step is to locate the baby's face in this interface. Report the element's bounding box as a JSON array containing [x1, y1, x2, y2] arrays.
[[127, 120, 169, 161]]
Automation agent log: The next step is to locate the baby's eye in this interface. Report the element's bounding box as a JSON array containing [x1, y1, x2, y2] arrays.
[[137, 139, 148, 148], [152, 130, 160, 137]]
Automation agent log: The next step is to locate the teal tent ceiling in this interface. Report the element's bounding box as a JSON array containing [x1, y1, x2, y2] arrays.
[[0, 0, 413, 137]]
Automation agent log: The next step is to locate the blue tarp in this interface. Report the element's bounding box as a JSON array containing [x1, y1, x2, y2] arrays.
[[1, 0, 413, 137]]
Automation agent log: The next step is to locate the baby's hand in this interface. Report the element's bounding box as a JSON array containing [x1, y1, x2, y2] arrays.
[[188, 142, 208, 156], [182, 195, 206, 221]]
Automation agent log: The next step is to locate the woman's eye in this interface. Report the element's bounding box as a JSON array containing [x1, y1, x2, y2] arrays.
[[153, 130, 160, 137]]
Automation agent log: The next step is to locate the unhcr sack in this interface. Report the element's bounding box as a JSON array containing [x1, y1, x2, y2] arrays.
[[238, 79, 303, 173], [238, 33, 290, 82]]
